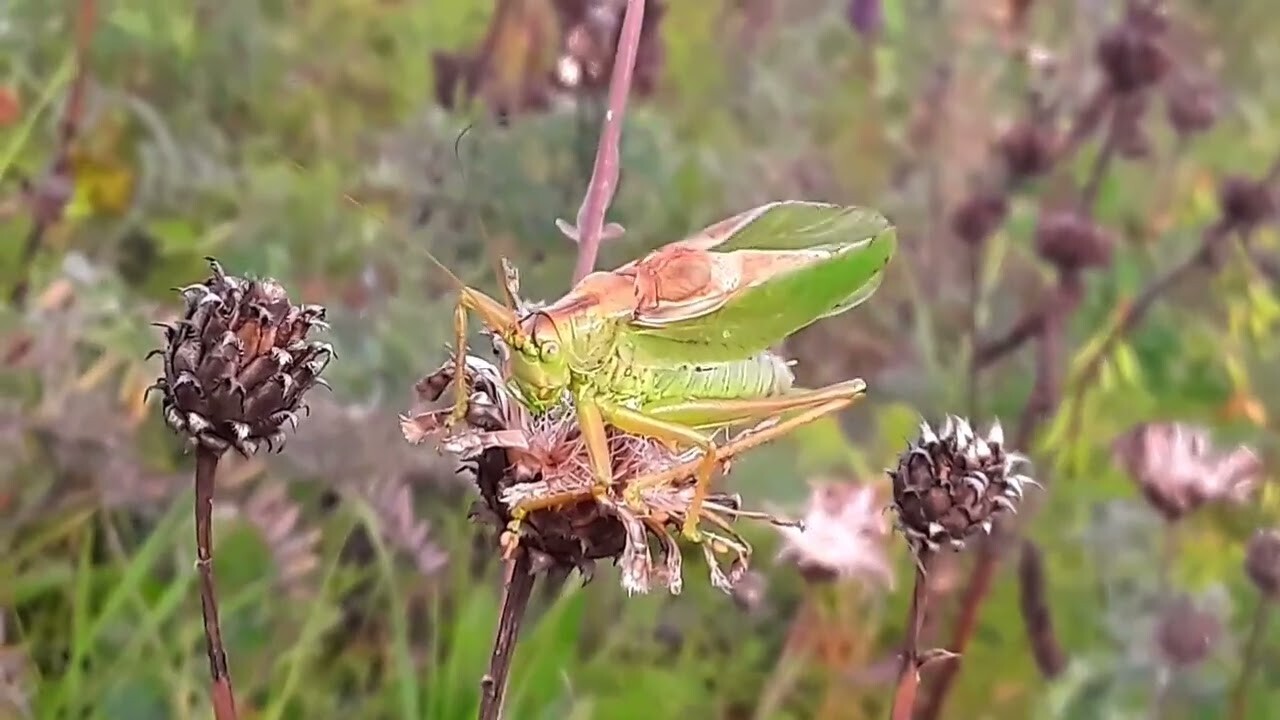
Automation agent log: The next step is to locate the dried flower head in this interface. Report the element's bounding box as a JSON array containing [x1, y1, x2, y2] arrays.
[[357, 475, 449, 578], [890, 417, 1035, 555], [1112, 422, 1262, 522], [1164, 77, 1219, 138], [1096, 7, 1169, 94], [951, 192, 1009, 247], [551, 0, 667, 96], [1245, 529, 1280, 600], [1155, 595, 1220, 667], [403, 353, 788, 595], [997, 121, 1059, 181], [150, 258, 332, 456], [1034, 211, 1113, 270], [217, 478, 323, 599], [1218, 176, 1277, 231], [775, 479, 893, 586]]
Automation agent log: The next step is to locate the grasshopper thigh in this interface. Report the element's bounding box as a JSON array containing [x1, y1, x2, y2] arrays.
[[640, 378, 867, 429]]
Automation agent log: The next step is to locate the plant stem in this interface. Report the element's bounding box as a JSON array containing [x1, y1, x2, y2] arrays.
[[11, 0, 96, 306], [194, 447, 238, 720], [1229, 595, 1273, 720], [569, 0, 646, 283], [890, 554, 932, 720], [478, 549, 536, 720]]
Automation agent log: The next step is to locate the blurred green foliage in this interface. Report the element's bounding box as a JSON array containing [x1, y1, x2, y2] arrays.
[[2, 1, 1280, 719]]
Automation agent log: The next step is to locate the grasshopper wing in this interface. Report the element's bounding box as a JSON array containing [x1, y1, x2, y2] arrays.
[[624, 202, 895, 361]]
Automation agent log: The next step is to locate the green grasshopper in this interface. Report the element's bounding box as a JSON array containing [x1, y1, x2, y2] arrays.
[[429, 201, 896, 545]]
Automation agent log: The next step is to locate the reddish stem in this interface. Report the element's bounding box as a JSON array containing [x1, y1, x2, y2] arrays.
[[195, 448, 239, 720], [570, 0, 646, 283], [890, 557, 932, 720], [478, 550, 536, 720]]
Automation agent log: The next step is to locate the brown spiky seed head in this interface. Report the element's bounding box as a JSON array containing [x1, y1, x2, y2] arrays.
[[151, 258, 332, 456], [890, 417, 1035, 555], [1245, 529, 1280, 600], [1218, 176, 1277, 231], [951, 192, 1009, 247], [997, 121, 1058, 181], [1035, 211, 1113, 270], [1155, 596, 1220, 667]]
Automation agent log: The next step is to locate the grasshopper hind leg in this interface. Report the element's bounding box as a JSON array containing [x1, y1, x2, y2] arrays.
[[628, 379, 868, 541]]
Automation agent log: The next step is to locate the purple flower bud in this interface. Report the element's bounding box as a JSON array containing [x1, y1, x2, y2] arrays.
[[847, 0, 883, 39]]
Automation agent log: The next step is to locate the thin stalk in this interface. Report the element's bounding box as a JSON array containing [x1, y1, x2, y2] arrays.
[[1228, 596, 1273, 720], [569, 0, 646, 283], [194, 448, 238, 720], [890, 554, 933, 720], [478, 549, 536, 720]]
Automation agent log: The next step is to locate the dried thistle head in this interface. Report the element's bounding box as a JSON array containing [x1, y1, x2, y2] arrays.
[[951, 192, 1009, 247], [1245, 528, 1280, 600], [1164, 76, 1219, 138], [150, 258, 332, 456], [1034, 211, 1113, 271], [1095, 4, 1169, 94], [775, 479, 893, 586], [1112, 422, 1262, 522], [890, 417, 1035, 556], [403, 353, 786, 595], [1155, 595, 1221, 667], [1218, 176, 1277, 232], [996, 120, 1059, 182]]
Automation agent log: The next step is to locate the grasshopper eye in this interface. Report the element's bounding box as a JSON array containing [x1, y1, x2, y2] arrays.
[[540, 341, 560, 359]]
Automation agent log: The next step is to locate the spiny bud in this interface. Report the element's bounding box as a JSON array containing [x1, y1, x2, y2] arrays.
[[997, 121, 1058, 181], [951, 192, 1008, 246], [1155, 596, 1220, 667], [1245, 529, 1280, 600], [1218, 176, 1277, 231], [1034, 211, 1113, 271], [149, 258, 333, 456], [889, 417, 1036, 556]]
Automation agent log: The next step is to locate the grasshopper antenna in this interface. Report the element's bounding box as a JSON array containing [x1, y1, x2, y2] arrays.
[[453, 123, 521, 313]]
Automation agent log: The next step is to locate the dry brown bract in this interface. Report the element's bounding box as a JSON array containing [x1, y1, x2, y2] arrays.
[[401, 354, 792, 595], [150, 258, 333, 456], [890, 417, 1035, 557], [1111, 421, 1262, 522]]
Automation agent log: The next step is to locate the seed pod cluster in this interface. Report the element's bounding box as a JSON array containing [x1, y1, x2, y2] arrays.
[[151, 258, 333, 456], [889, 417, 1035, 555]]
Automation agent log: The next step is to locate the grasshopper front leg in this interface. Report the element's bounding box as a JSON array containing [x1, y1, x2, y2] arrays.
[[502, 395, 616, 559], [448, 287, 521, 426]]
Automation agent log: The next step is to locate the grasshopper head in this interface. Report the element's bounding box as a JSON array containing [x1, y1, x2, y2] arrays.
[[505, 311, 570, 411]]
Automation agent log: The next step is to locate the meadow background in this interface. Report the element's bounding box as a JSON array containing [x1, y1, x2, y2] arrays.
[[2, 0, 1280, 718]]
